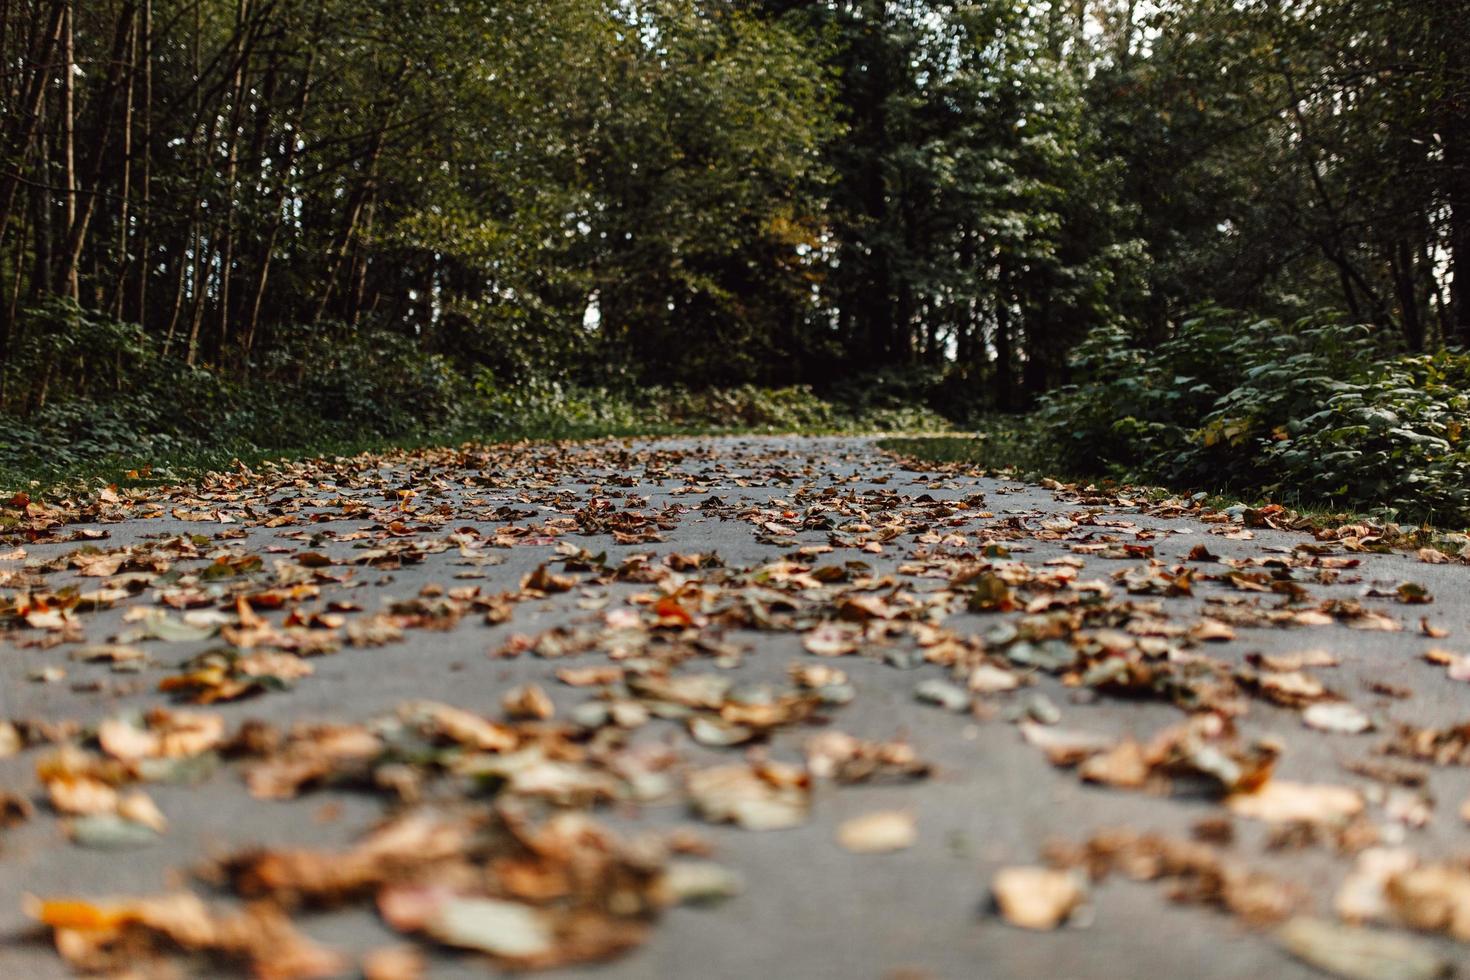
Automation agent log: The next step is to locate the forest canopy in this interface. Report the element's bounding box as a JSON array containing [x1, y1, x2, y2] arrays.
[[1, 0, 1468, 510]]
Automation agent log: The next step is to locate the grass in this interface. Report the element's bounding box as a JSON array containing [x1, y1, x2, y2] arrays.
[[0, 418, 954, 501], [16, 411, 1462, 547], [0, 423, 704, 499]]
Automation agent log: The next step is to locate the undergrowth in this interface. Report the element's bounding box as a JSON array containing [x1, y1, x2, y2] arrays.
[[890, 307, 1470, 529]]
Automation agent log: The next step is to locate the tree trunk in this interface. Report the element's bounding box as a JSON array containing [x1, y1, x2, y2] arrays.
[[0, 0, 66, 251], [107, 4, 139, 317], [60, 0, 76, 298], [56, 0, 138, 302], [1390, 239, 1424, 351], [993, 266, 1015, 411], [1448, 122, 1470, 345]]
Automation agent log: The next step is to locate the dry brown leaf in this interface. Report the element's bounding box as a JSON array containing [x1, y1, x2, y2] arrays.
[[1227, 781, 1364, 824], [836, 810, 916, 853], [991, 867, 1086, 930]]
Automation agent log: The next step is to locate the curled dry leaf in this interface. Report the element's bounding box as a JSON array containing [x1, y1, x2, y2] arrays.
[[398, 700, 518, 752], [913, 678, 970, 712], [522, 564, 575, 594], [0, 720, 21, 758], [98, 710, 225, 761], [116, 790, 168, 833], [1028, 714, 1277, 798], [1020, 722, 1116, 767], [967, 662, 1020, 693], [71, 643, 151, 665], [420, 895, 555, 960], [1336, 848, 1420, 924], [1252, 670, 1330, 707], [362, 944, 426, 980], [660, 861, 743, 905], [67, 813, 161, 849], [502, 683, 555, 721], [0, 791, 33, 827], [1078, 740, 1151, 789], [243, 723, 383, 800], [789, 662, 847, 689], [804, 730, 931, 784], [1337, 846, 1470, 942], [803, 622, 862, 657], [688, 715, 757, 748], [46, 775, 118, 817], [1048, 829, 1303, 926], [25, 892, 347, 979]]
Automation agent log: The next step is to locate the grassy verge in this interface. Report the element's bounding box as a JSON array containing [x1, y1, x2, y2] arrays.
[[0, 424, 734, 499], [878, 431, 1470, 546], [0, 374, 959, 498], [0, 415, 953, 501]]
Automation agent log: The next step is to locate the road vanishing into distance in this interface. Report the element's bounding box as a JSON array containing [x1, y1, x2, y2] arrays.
[[1, 436, 1467, 979]]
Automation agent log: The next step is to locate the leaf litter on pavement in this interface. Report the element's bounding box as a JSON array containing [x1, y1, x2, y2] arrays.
[[1, 438, 1469, 975]]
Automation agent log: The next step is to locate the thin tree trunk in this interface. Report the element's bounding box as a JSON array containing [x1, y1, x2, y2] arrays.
[[29, 119, 52, 301], [313, 127, 386, 324], [57, 0, 138, 302], [0, 0, 66, 250], [108, 2, 140, 317], [1390, 239, 1424, 351], [1448, 124, 1470, 345], [60, 0, 76, 298], [135, 0, 151, 327], [993, 265, 1015, 411], [213, 0, 254, 363]]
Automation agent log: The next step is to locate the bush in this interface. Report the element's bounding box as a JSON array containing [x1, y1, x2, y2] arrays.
[[0, 304, 958, 487], [264, 323, 474, 435], [1034, 307, 1470, 523], [468, 378, 951, 436], [0, 298, 153, 411]]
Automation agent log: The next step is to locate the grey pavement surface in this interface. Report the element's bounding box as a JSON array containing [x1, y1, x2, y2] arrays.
[[2, 435, 1469, 978]]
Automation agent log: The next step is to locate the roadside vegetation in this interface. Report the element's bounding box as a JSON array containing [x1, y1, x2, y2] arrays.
[[0, 299, 950, 490], [1, 1, 1466, 522], [889, 308, 1470, 528]]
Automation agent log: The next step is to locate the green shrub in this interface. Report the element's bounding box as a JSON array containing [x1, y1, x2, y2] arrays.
[[1033, 307, 1470, 524], [0, 304, 957, 489], [266, 323, 474, 435], [1, 298, 153, 411]]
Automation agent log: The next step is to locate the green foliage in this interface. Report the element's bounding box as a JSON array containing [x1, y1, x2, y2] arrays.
[[0, 306, 951, 488], [5, 0, 1467, 527], [1035, 309, 1470, 523], [0, 308, 475, 477], [263, 325, 473, 435], [471, 377, 948, 437], [1, 299, 152, 409]]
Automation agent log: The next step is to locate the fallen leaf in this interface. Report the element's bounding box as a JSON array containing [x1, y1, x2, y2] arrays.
[[836, 810, 916, 853], [687, 764, 809, 831], [1303, 702, 1374, 735], [1277, 917, 1450, 980], [1227, 781, 1364, 824], [991, 867, 1085, 930]]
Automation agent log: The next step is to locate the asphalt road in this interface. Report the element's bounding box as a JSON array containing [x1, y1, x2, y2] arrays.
[[2, 435, 1469, 979]]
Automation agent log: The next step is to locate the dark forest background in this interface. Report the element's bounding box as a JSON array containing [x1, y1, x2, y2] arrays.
[[2, 1, 1468, 517]]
